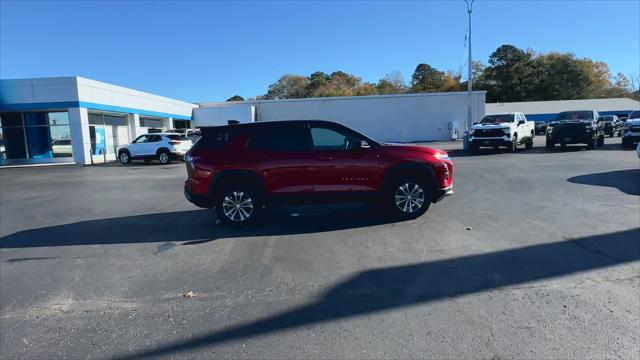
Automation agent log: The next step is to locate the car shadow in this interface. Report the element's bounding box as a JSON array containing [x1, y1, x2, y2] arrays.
[[0, 204, 396, 249], [568, 169, 640, 196], [448, 142, 633, 158], [114, 228, 640, 359]]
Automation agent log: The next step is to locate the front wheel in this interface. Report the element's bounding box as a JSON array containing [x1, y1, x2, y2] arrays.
[[118, 151, 131, 164], [597, 135, 605, 147], [507, 135, 518, 153], [384, 177, 432, 220], [545, 139, 555, 151]]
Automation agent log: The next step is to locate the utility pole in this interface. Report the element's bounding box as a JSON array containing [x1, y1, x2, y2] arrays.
[[463, 0, 475, 150]]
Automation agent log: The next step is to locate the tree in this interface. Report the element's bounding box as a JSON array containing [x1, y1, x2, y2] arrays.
[[226, 95, 245, 102], [483, 45, 534, 102], [411, 64, 444, 92], [264, 75, 309, 99], [439, 70, 462, 92], [356, 83, 378, 96], [531, 52, 592, 100], [614, 73, 630, 89], [376, 71, 406, 94]]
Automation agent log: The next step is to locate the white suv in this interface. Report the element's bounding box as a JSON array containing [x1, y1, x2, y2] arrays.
[[117, 133, 193, 165], [622, 110, 640, 148]]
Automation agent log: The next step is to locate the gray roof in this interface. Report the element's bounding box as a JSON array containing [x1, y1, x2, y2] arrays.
[[486, 98, 639, 114]]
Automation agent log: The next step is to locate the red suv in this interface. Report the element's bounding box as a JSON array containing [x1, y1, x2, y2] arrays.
[[184, 120, 454, 226]]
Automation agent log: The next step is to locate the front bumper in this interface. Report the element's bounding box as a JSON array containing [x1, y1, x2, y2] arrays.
[[434, 185, 453, 203], [469, 137, 510, 147], [622, 133, 640, 144]]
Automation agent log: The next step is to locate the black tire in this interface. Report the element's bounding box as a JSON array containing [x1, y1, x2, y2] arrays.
[[469, 143, 479, 154], [383, 176, 432, 220], [621, 138, 632, 148], [525, 133, 534, 149], [545, 139, 555, 151], [157, 149, 171, 165], [118, 150, 131, 164], [597, 135, 604, 147], [214, 185, 262, 227], [586, 136, 596, 150], [507, 135, 518, 153]]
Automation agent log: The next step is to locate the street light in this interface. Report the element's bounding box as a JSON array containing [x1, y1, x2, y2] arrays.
[[463, 0, 475, 150]]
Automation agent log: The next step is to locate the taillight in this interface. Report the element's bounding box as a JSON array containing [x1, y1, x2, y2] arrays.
[[169, 141, 180, 145]]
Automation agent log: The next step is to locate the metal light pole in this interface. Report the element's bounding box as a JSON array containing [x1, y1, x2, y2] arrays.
[[463, 0, 475, 150]]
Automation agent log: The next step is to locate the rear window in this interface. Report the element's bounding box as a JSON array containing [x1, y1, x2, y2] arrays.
[[248, 124, 312, 151], [166, 135, 188, 141], [192, 128, 235, 150]]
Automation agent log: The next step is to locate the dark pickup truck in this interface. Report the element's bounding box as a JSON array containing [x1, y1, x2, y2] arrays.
[[545, 110, 605, 150]]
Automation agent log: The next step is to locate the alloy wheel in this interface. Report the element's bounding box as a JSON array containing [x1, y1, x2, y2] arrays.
[[159, 153, 169, 164], [394, 183, 425, 213], [222, 191, 254, 222]]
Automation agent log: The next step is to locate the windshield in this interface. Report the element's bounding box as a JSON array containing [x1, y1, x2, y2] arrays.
[[480, 114, 515, 124], [629, 110, 640, 119], [555, 111, 594, 121]]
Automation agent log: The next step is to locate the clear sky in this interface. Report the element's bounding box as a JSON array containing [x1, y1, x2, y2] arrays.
[[1, 0, 639, 102]]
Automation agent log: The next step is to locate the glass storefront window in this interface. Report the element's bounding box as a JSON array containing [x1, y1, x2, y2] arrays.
[[0, 111, 73, 162]]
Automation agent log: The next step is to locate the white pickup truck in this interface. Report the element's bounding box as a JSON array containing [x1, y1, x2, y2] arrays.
[[468, 112, 536, 153]]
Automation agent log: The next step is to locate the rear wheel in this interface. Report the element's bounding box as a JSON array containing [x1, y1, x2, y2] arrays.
[[157, 150, 171, 165], [118, 150, 131, 164], [384, 177, 431, 220], [597, 135, 605, 147], [215, 186, 262, 227]]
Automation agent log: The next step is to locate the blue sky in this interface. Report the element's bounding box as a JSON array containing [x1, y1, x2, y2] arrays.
[[1, 0, 639, 102]]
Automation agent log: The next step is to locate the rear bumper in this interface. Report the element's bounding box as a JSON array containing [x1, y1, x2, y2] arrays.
[[434, 185, 453, 203], [184, 187, 213, 208]]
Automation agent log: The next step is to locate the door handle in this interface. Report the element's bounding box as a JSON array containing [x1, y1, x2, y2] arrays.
[[317, 156, 333, 161]]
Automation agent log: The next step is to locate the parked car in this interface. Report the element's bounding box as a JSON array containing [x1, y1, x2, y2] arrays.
[[51, 139, 73, 157], [468, 112, 535, 153], [546, 110, 604, 150], [117, 133, 193, 165], [184, 120, 454, 226], [534, 121, 547, 134], [600, 115, 622, 137], [621, 110, 640, 148], [166, 128, 202, 143]]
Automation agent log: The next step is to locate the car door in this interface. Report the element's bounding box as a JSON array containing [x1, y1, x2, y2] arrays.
[[129, 135, 149, 156], [246, 123, 315, 195], [143, 135, 163, 156], [309, 123, 381, 193], [516, 113, 527, 140]]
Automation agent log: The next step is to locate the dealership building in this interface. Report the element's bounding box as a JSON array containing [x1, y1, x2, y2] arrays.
[[0, 77, 197, 166]]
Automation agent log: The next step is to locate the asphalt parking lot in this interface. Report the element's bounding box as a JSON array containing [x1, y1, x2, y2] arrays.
[[1, 136, 639, 359]]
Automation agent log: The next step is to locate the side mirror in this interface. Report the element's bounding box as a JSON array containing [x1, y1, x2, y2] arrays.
[[518, 120, 525, 125], [473, 121, 479, 125], [356, 140, 370, 149]]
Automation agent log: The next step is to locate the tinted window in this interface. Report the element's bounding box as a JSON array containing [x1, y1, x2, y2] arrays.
[[147, 135, 162, 142], [193, 127, 235, 150], [629, 111, 640, 119], [249, 125, 311, 151], [311, 127, 353, 150]]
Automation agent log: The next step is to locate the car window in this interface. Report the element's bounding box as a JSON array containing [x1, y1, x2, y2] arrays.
[[249, 125, 312, 151], [311, 127, 353, 150], [629, 111, 640, 119], [133, 135, 148, 143], [148, 135, 162, 142], [556, 111, 594, 120], [480, 114, 514, 124]]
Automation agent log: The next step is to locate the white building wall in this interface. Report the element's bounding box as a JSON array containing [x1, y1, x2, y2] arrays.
[[68, 107, 92, 165], [196, 92, 485, 142]]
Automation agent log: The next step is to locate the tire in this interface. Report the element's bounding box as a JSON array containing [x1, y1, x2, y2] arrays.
[[157, 150, 171, 165], [469, 143, 479, 154], [525, 133, 534, 149], [621, 138, 631, 148], [586, 136, 596, 150], [384, 176, 432, 220], [214, 185, 262, 227], [545, 139, 555, 151], [118, 150, 131, 164], [507, 135, 518, 153], [597, 135, 604, 147]]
